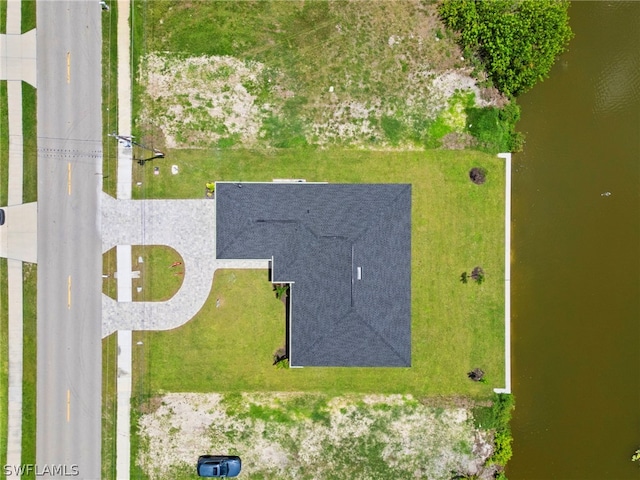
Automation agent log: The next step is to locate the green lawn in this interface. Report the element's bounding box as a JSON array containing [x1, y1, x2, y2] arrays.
[[102, 247, 117, 299], [0, 259, 8, 476], [102, 0, 118, 197], [21, 0, 35, 33], [102, 246, 184, 302], [131, 246, 183, 302], [22, 263, 36, 480], [0, 81, 8, 207], [0, 0, 6, 35], [101, 333, 117, 480], [133, 148, 506, 398], [22, 82, 36, 203], [0, 78, 7, 480]]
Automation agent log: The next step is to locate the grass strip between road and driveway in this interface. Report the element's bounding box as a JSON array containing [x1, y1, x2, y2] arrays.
[[20, 0, 35, 34], [0, 0, 6, 35], [102, 246, 184, 302]]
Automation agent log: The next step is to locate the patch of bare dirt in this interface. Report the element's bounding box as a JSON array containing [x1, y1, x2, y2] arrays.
[[441, 132, 477, 150], [136, 392, 497, 480]]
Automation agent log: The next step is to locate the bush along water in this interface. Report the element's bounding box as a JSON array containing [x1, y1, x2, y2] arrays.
[[439, 0, 573, 153], [472, 393, 516, 477]]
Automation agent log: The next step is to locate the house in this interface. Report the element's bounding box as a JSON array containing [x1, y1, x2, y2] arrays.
[[215, 182, 411, 367]]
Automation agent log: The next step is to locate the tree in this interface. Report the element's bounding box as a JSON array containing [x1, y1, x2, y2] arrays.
[[439, 0, 574, 97], [470, 266, 484, 284], [467, 368, 486, 383], [461, 267, 484, 285], [273, 283, 289, 300]]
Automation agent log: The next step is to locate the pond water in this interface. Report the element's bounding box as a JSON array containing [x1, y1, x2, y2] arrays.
[[507, 2, 640, 479]]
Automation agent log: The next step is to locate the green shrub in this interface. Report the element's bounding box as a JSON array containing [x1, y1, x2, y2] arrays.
[[466, 101, 523, 153], [439, 0, 573, 97], [472, 393, 515, 430], [489, 428, 513, 466], [472, 394, 515, 468]]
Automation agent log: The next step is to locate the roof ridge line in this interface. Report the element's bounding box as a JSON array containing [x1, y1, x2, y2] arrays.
[[353, 312, 411, 365], [351, 184, 411, 243]]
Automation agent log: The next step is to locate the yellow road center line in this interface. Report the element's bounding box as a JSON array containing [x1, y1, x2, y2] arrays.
[[67, 276, 71, 309], [66, 389, 71, 422], [66, 52, 71, 84], [67, 163, 72, 195]]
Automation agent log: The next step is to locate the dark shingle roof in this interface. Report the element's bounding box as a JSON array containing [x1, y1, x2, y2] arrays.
[[216, 182, 411, 367]]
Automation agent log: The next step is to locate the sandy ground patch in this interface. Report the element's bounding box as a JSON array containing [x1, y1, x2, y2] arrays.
[[137, 392, 498, 479], [139, 54, 268, 148]]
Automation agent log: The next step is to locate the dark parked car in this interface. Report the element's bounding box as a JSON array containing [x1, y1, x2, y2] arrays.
[[0, 209, 4, 226], [197, 455, 241, 478]]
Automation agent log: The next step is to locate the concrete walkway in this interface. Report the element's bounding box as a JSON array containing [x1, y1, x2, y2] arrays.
[[1, 1, 38, 476], [6, 259, 23, 477], [114, 1, 133, 478], [101, 194, 271, 336], [116, 0, 132, 201]]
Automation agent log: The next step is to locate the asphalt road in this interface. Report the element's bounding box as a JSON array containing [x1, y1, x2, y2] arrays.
[[36, 1, 103, 478]]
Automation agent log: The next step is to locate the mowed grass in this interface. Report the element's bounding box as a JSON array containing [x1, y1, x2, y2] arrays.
[[21, 0, 35, 33], [0, 76, 7, 475], [0, 0, 6, 35], [101, 333, 117, 480], [132, 148, 506, 397], [102, 247, 117, 299], [22, 82, 36, 203], [22, 263, 36, 480], [131, 245, 184, 302], [0, 259, 8, 473], [102, 246, 184, 302], [102, 0, 118, 197], [1, 81, 8, 206]]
